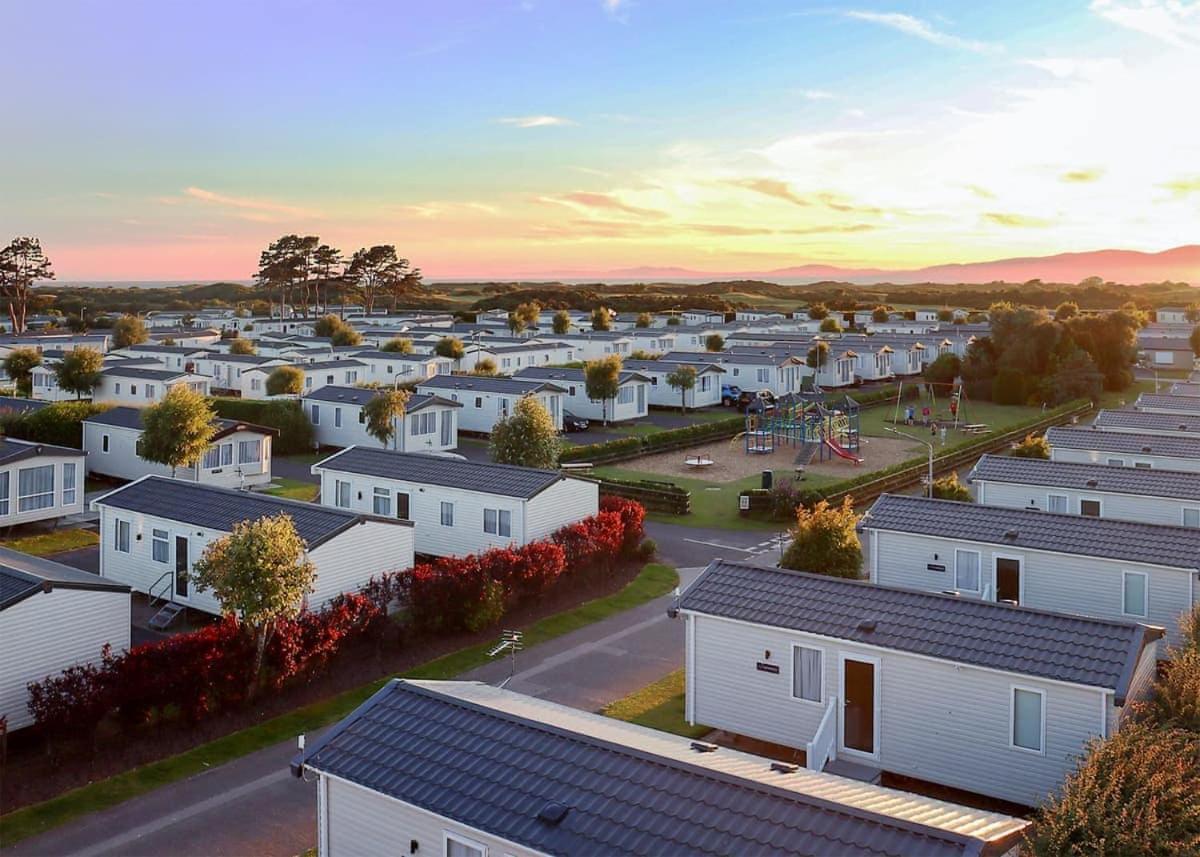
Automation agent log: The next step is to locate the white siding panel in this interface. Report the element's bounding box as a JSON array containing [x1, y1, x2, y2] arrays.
[[1111, 641, 1161, 734], [522, 479, 600, 543], [0, 588, 130, 729], [0, 453, 87, 527], [307, 521, 414, 608], [975, 480, 1193, 527], [1050, 446, 1200, 473]]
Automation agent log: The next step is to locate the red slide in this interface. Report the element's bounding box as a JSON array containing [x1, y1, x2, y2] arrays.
[[823, 435, 863, 464]]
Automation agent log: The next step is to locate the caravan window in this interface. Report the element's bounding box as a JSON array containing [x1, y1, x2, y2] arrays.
[[1011, 687, 1045, 753], [791, 646, 823, 703]]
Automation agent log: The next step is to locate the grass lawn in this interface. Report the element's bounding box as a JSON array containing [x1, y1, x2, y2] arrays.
[[1098, 379, 1156, 409], [262, 478, 319, 502], [276, 451, 325, 467], [856, 397, 1047, 439], [0, 562, 679, 847], [601, 669, 709, 738], [0, 529, 99, 556]]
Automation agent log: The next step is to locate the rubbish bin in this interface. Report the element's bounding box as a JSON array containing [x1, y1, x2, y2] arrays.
[[761, 470, 773, 490]]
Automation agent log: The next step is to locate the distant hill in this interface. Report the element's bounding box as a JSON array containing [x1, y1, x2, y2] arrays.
[[525, 245, 1200, 286]]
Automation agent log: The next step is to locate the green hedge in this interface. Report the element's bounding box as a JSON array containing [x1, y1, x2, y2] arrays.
[[0, 401, 112, 448], [210, 398, 314, 455]]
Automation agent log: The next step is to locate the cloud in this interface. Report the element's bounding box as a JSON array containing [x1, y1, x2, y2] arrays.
[[1090, 0, 1200, 48], [964, 184, 996, 199], [497, 115, 576, 128], [183, 187, 319, 221], [726, 178, 811, 206], [1024, 57, 1125, 79], [602, 0, 630, 22], [845, 11, 998, 53], [1160, 175, 1200, 196], [1061, 168, 1105, 183], [800, 89, 836, 100], [538, 191, 668, 219], [781, 223, 879, 235], [983, 211, 1054, 228], [686, 223, 776, 236]]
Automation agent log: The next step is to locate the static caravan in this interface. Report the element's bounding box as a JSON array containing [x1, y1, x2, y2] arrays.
[[344, 351, 451, 383], [661, 350, 810, 397], [461, 342, 573, 373], [1092, 408, 1200, 437], [0, 438, 86, 527], [302, 386, 460, 452], [968, 454, 1200, 528], [83, 407, 276, 488], [192, 353, 289, 393], [1047, 426, 1200, 472], [677, 560, 1163, 807], [624, 329, 677, 355], [1134, 392, 1200, 416], [147, 328, 222, 348], [1140, 338, 1196, 371], [415, 376, 565, 434], [293, 678, 1030, 857], [860, 494, 1200, 651], [114, 344, 210, 372], [514, 366, 650, 423], [1156, 307, 1191, 324], [29, 355, 165, 402], [239, 359, 366, 400], [93, 367, 211, 406], [312, 447, 598, 557], [681, 309, 726, 325], [623, 359, 725, 409], [542, 332, 635, 362], [93, 476, 414, 616], [851, 342, 894, 382], [0, 549, 131, 730]]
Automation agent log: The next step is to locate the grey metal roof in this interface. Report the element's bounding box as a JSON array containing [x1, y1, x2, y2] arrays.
[[416, 375, 566, 395], [345, 350, 437, 362], [99, 366, 191, 381], [314, 447, 565, 499], [93, 476, 403, 546], [967, 453, 1200, 502], [0, 547, 129, 610], [300, 386, 459, 412], [0, 396, 48, 415], [295, 679, 1018, 857], [0, 437, 86, 464], [680, 560, 1158, 700], [1170, 383, 1200, 396], [515, 366, 651, 384], [83, 406, 277, 437], [296, 359, 367, 371], [623, 358, 726, 375], [1139, 337, 1195, 351], [1093, 409, 1200, 435], [1135, 393, 1200, 414], [1047, 425, 1200, 458], [861, 493, 1200, 570], [118, 344, 210, 355]]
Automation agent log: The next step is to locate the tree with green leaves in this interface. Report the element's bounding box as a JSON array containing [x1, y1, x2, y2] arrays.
[[0, 237, 54, 334], [346, 245, 410, 315], [806, 341, 829, 370], [255, 234, 318, 318], [1054, 301, 1079, 321], [112, 314, 149, 348], [923, 353, 961, 385], [780, 497, 862, 578], [871, 306, 889, 323], [380, 337, 413, 354], [192, 513, 315, 695], [472, 357, 498, 376], [819, 317, 842, 333], [363, 388, 410, 448], [1012, 432, 1051, 459], [266, 365, 304, 396], [386, 267, 424, 313], [552, 309, 571, 335], [665, 315, 681, 326], [55, 347, 104, 399], [704, 333, 724, 352], [331, 326, 362, 347], [591, 306, 613, 331], [1184, 303, 1200, 324], [313, 314, 346, 338], [937, 308, 954, 323], [807, 303, 829, 321], [489, 395, 561, 469], [434, 336, 464, 368], [140, 384, 218, 477], [311, 243, 344, 315], [4, 347, 42, 395], [506, 311, 525, 336], [514, 301, 541, 334], [666, 365, 696, 413], [584, 355, 622, 424], [930, 472, 972, 502], [635, 312, 652, 328], [228, 338, 256, 356]]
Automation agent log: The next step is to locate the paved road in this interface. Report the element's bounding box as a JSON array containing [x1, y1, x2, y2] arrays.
[[6, 566, 722, 857]]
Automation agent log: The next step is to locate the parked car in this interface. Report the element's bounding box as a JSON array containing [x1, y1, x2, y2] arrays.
[[720, 384, 743, 407], [723, 385, 776, 412], [562, 411, 590, 432]]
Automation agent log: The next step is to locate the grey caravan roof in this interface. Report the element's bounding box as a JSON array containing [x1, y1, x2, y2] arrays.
[[1047, 425, 1200, 459], [967, 453, 1200, 502], [314, 447, 565, 499]]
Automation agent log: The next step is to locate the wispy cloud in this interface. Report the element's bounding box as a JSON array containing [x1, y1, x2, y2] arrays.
[[602, 0, 630, 22], [845, 11, 998, 53], [800, 89, 836, 100], [964, 184, 996, 199], [1160, 175, 1200, 196], [983, 211, 1054, 228], [782, 223, 879, 235], [183, 187, 318, 221], [1061, 168, 1105, 183], [726, 178, 811, 206], [538, 191, 668, 219], [497, 115, 576, 128], [1024, 57, 1124, 79], [1090, 0, 1200, 48]]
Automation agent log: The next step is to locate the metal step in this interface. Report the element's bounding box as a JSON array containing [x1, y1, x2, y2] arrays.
[[148, 601, 186, 631], [823, 757, 883, 784], [795, 442, 818, 466]]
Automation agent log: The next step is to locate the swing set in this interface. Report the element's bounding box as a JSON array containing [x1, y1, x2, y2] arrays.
[[741, 392, 863, 463]]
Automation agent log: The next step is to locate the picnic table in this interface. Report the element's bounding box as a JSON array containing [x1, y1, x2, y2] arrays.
[[962, 423, 990, 435]]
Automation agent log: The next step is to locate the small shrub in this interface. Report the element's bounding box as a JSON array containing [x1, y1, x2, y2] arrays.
[[636, 538, 657, 560], [767, 479, 802, 521], [930, 471, 972, 502], [1012, 432, 1051, 459], [780, 497, 862, 578], [1149, 648, 1200, 733]]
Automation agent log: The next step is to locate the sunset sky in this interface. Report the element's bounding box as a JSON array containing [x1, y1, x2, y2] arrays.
[[2, 0, 1198, 281]]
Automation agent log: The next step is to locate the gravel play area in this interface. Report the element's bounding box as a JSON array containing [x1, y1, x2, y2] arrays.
[[614, 434, 925, 483]]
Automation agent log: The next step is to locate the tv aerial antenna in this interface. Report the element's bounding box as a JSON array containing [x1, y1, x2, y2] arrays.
[[487, 630, 524, 688]]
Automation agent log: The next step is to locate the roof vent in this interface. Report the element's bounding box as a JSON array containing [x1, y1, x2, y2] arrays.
[[1181, 425, 1189, 431], [690, 741, 719, 753], [770, 761, 799, 774], [1086, 479, 1099, 488], [537, 802, 570, 826], [1142, 446, 1152, 453], [1004, 529, 1019, 540], [856, 619, 877, 633]]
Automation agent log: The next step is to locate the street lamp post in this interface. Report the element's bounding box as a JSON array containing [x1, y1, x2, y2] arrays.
[[886, 426, 934, 497]]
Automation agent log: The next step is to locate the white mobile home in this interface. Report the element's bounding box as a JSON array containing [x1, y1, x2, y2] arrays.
[[1140, 338, 1197, 371], [312, 447, 598, 558], [0, 549, 131, 730], [114, 344, 210, 372], [461, 342, 572, 373], [514, 366, 650, 423], [293, 678, 1030, 857], [623, 359, 725, 409], [1134, 392, 1200, 415], [0, 438, 86, 526], [239, 359, 366, 400], [192, 353, 289, 393], [83, 407, 275, 488], [681, 309, 726, 325], [661, 350, 811, 396], [93, 367, 210, 406], [860, 493, 1200, 650], [302, 386, 460, 452], [1092, 408, 1200, 437], [1155, 307, 1192, 325], [344, 350, 451, 383], [415, 376, 565, 434], [540, 332, 634, 362], [92, 476, 414, 616], [1046, 426, 1200, 472], [677, 560, 1163, 807], [968, 454, 1200, 528]]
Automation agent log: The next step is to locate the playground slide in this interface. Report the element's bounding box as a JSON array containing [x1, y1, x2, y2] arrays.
[[823, 435, 863, 464]]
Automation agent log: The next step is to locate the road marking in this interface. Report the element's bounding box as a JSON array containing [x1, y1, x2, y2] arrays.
[[681, 538, 756, 553], [506, 612, 672, 684], [68, 768, 296, 857]]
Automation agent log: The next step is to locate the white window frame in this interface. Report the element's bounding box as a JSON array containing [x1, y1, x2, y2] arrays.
[[115, 518, 131, 553], [310, 403, 320, 425], [483, 508, 498, 535], [62, 462, 77, 506], [202, 445, 221, 469], [238, 439, 261, 465], [0, 471, 9, 516], [1105, 457, 1124, 467], [790, 644, 824, 705], [1183, 507, 1200, 528], [440, 501, 454, 527], [17, 464, 56, 513], [1079, 496, 1103, 518], [954, 548, 981, 592], [443, 831, 487, 857], [335, 479, 351, 509], [1009, 685, 1046, 755], [1046, 492, 1069, 514], [151, 528, 169, 563], [1121, 570, 1149, 619]]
